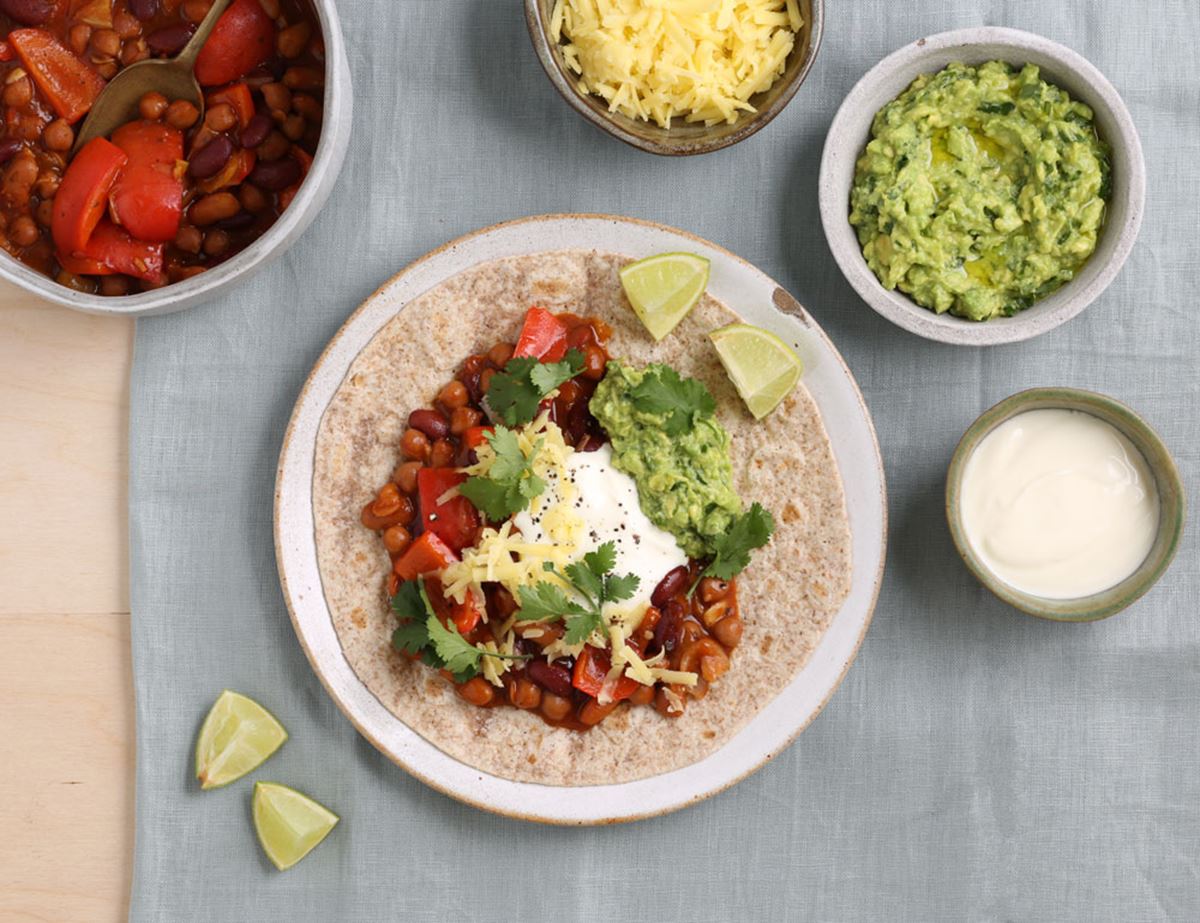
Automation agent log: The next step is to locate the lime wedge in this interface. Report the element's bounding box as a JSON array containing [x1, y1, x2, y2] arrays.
[[619, 252, 710, 341], [195, 690, 288, 790], [709, 323, 803, 419], [253, 782, 339, 871]]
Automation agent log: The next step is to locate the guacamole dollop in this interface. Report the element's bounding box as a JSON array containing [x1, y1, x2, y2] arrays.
[[590, 361, 741, 559], [849, 61, 1111, 321]]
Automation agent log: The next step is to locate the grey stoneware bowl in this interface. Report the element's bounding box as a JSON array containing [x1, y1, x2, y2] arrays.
[[0, 0, 353, 318], [525, 0, 823, 156], [946, 388, 1185, 622], [818, 27, 1146, 346]]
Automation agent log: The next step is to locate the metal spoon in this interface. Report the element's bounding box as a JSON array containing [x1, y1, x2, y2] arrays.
[[72, 0, 233, 154]]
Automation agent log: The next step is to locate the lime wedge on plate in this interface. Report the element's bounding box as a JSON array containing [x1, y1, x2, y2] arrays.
[[253, 782, 339, 871], [195, 690, 288, 790], [619, 252, 710, 341], [709, 323, 803, 420]]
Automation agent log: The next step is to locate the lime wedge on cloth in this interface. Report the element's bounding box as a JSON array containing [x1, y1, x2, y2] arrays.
[[619, 252, 710, 341], [709, 323, 803, 419], [195, 690, 288, 790], [253, 782, 339, 871]]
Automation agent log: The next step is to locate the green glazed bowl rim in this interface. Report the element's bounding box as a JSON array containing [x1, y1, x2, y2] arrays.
[[945, 388, 1186, 621]]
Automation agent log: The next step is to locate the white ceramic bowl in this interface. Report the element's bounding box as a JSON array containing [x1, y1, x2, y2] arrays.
[[0, 0, 353, 317], [818, 27, 1145, 346]]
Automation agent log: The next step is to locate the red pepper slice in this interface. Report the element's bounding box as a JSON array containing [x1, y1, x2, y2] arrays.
[[109, 121, 184, 243], [513, 307, 570, 363], [416, 467, 480, 554], [196, 148, 255, 195], [206, 83, 255, 129], [194, 0, 276, 87], [424, 578, 482, 636], [572, 646, 640, 702], [392, 532, 458, 583], [58, 219, 165, 283], [463, 425, 494, 449], [9, 28, 106, 123], [51, 137, 126, 255]]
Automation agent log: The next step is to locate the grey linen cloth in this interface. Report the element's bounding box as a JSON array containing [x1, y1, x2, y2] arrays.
[[128, 1, 1200, 920]]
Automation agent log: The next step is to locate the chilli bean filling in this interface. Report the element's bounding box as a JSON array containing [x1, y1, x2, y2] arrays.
[[0, 0, 324, 293], [362, 312, 745, 731]]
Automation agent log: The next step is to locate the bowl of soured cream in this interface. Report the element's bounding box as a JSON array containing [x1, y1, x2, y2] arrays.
[[946, 388, 1185, 621]]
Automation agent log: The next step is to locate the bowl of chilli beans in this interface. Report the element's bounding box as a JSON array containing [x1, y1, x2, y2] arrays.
[[0, 0, 352, 315]]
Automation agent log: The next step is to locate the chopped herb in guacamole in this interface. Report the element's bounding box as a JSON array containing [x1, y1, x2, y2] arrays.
[[590, 361, 742, 559], [849, 61, 1111, 321]]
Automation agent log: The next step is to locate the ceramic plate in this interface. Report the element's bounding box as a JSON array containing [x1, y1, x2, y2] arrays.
[[274, 214, 887, 824]]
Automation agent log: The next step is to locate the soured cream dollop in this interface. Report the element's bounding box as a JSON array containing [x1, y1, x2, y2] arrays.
[[960, 409, 1159, 599]]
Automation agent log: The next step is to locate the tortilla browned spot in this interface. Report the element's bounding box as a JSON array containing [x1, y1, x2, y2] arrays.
[[312, 250, 851, 786]]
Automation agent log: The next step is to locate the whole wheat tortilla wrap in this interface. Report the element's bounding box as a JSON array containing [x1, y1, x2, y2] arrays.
[[312, 249, 851, 786]]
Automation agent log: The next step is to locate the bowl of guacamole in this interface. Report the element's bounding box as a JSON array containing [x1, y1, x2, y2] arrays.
[[819, 28, 1145, 345]]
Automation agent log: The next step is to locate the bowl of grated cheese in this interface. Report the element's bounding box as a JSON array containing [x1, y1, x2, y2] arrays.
[[525, 0, 823, 156]]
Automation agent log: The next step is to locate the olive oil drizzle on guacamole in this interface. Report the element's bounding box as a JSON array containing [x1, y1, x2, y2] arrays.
[[849, 61, 1111, 321]]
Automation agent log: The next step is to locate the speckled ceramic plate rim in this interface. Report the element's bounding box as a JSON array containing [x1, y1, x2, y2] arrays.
[[274, 214, 887, 825], [818, 27, 1146, 345], [945, 388, 1185, 621]]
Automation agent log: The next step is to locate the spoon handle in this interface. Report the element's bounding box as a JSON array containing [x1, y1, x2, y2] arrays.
[[175, 0, 236, 69]]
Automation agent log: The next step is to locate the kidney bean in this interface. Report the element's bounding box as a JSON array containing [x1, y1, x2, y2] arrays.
[[213, 211, 254, 231], [652, 599, 686, 655], [407, 408, 449, 441], [651, 565, 690, 608], [239, 111, 272, 149], [187, 135, 233, 179], [0, 0, 55, 25], [128, 0, 160, 20], [0, 138, 23, 166], [527, 660, 573, 698], [247, 156, 301, 191], [147, 24, 194, 55]]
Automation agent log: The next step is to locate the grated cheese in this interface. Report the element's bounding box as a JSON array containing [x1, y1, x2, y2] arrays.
[[551, 0, 802, 128]]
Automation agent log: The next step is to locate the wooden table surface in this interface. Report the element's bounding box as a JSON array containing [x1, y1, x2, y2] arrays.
[[0, 286, 134, 921]]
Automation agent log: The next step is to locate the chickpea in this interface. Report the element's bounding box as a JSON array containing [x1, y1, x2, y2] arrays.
[[260, 82, 291, 115], [281, 114, 305, 141], [113, 9, 142, 39], [276, 22, 312, 59], [487, 342, 514, 368], [238, 183, 268, 213], [449, 405, 482, 435], [578, 698, 617, 727], [256, 130, 289, 162], [9, 214, 37, 247], [90, 28, 121, 58], [711, 614, 743, 649], [429, 438, 455, 469], [539, 692, 572, 722], [437, 379, 469, 411], [3, 153, 38, 206], [189, 192, 240, 226], [506, 677, 542, 710], [291, 93, 322, 121], [182, 0, 213, 23], [34, 198, 54, 227], [698, 577, 730, 605], [33, 172, 59, 199], [56, 271, 94, 293], [204, 102, 238, 133], [456, 677, 495, 707], [139, 91, 169, 121], [3, 76, 32, 108], [164, 99, 200, 130], [400, 427, 430, 461], [42, 119, 73, 153], [100, 275, 130, 297], [479, 368, 495, 394], [68, 23, 93, 56], [202, 229, 230, 257], [628, 684, 655, 706], [174, 224, 203, 254], [393, 460, 423, 494], [382, 524, 411, 556], [93, 59, 118, 80], [282, 66, 324, 91], [121, 41, 149, 67]]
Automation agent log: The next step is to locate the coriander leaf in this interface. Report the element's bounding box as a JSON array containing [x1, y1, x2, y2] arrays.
[[564, 560, 603, 607], [485, 350, 585, 427], [426, 614, 485, 678], [458, 426, 545, 520], [704, 502, 776, 580], [604, 571, 640, 604], [563, 608, 604, 646], [630, 366, 716, 435], [390, 580, 432, 656], [514, 582, 585, 623], [583, 542, 617, 578]]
